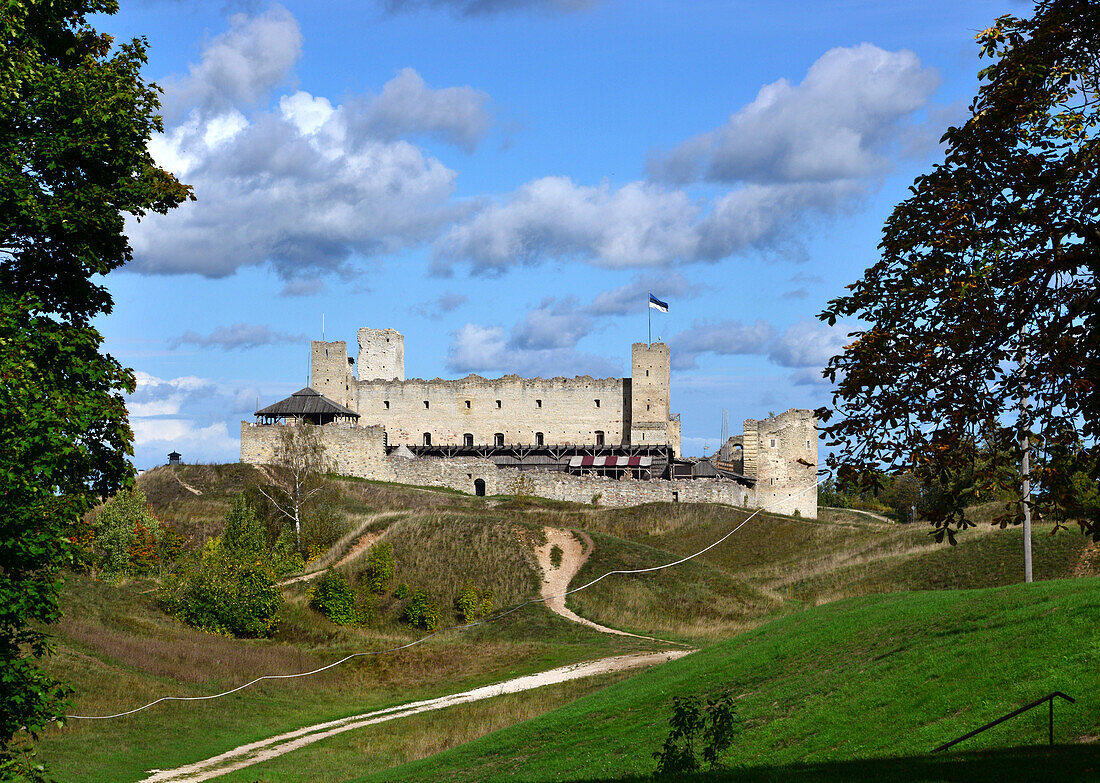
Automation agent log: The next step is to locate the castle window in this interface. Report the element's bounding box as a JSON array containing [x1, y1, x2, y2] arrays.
[[806, 439, 811, 449], [494, 433, 504, 448], [424, 400, 430, 409], [463, 433, 474, 447], [535, 399, 542, 408], [594, 399, 600, 408], [383, 400, 390, 409], [595, 430, 605, 446], [423, 433, 432, 446], [465, 400, 471, 409], [646, 370, 649, 377], [770, 439, 776, 448], [647, 404, 650, 412], [535, 432, 544, 446], [496, 400, 502, 408]]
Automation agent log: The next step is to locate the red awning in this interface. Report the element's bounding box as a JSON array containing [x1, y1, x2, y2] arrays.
[[568, 455, 652, 468]]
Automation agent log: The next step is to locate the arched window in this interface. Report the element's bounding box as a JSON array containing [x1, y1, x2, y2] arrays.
[[535, 432, 544, 446], [494, 433, 505, 448], [474, 478, 486, 497], [595, 430, 605, 446], [463, 433, 474, 447], [423, 432, 432, 446]]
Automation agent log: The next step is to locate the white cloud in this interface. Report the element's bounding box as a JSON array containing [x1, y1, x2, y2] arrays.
[[344, 68, 491, 152], [131, 8, 493, 280], [434, 177, 701, 274], [169, 322, 307, 350], [446, 323, 620, 377], [587, 272, 697, 316], [668, 319, 852, 371], [647, 44, 939, 185], [162, 4, 302, 119]]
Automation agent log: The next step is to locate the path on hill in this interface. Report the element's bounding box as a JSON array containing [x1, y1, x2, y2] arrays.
[[140, 650, 690, 783], [534, 527, 687, 645], [278, 513, 399, 586]]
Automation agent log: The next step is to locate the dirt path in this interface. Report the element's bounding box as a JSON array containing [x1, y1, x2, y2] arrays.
[[278, 531, 383, 586], [140, 650, 690, 783], [534, 527, 686, 646]]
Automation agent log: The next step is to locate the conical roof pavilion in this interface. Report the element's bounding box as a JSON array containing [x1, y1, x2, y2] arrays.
[[254, 387, 359, 425]]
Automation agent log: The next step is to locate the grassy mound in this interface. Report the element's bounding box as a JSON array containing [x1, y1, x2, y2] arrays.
[[348, 578, 1100, 783]]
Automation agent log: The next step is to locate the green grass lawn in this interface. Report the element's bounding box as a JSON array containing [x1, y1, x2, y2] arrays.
[[343, 578, 1099, 783]]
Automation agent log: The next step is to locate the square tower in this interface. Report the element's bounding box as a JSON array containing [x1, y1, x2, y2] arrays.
[[310, 341, 355, 410], [630, 342, 671, 447], [357, 328, 405, 381]]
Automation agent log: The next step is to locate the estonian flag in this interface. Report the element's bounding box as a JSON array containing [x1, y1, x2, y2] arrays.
[[649, 294, 669, 313]]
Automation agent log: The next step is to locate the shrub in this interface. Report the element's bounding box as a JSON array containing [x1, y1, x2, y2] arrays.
[[653, 690, 739, 776], [363, 542, 395, 594], [394, 582, 409, 599], [454, 580, 495, 624], [158, 538, 282, 638], [309, 569, 361, 626], [223, 496, 267, 556], [403, 588, 441, 631], [94, 488, 159, 575], [301, 498, 349, 555], [127, 520, 159, 575], [549, 544, 563, 568]]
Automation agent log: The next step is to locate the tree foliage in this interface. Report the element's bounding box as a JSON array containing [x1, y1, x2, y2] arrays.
[[820, 0, 1099, 542], [0, 0, 189, 767], [258, 421, 337, 553], [653, 690, 739, 776]]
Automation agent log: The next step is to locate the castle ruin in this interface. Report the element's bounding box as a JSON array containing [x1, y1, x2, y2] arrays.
[[241, 328, 818, 517]]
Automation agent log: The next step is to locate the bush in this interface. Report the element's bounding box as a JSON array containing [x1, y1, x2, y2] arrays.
[[309, 569, 360, 626], [223, 496, 267, 556], [94, 488, 159, 575], [403, 588, 441, 631], [549, 544, 563, 568], [158, 538, 282, 638], [653, 690, 739, 776], [363, 542, 395, 594], [301, 498, 349, 555], [394, 582, 409, 599], [454, 580, 495, 624]]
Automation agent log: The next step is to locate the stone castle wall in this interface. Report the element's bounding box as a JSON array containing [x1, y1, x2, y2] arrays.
[[240, 420, 816, 516], [355, 374, 628, 447]]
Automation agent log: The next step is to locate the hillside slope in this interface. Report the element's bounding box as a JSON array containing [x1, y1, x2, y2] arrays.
[[345, 578, 1100, 783]]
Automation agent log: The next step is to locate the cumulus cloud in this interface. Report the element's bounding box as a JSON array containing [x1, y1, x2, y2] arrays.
[[445, 323, 620, 378], [669, 319, 851, 371], [169, 322, 306, 350], [126, 371, 266, 467], [162, 4, 302, 119], [381, 0, 598, 16], [345, 68, 491, 152], [647, 44, 939, 185], [434, 177, 701, 274], [131, 9, 493, 280]]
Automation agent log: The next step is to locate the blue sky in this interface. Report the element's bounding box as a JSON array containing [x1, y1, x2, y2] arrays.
[[98, 0, 1021, 468]]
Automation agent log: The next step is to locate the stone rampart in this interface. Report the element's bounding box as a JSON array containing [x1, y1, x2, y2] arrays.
[[239, 421, 818, 516]]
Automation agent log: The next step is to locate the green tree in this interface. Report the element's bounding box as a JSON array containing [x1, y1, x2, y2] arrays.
[[363, 542, 395, 594], [820, 0, 1099, 543], [222, 496, 267, 558], [308, 569, 360, 626], [258, 420, 336, 553], [0, 0, 190, 770], [93, 487, 159, 574]]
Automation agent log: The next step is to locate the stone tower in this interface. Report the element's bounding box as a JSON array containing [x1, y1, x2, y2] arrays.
[[310, 340, 355, 410], [742, 409, 818, 517], [630, 342, 673, 449], [357, 328, 405, 381]]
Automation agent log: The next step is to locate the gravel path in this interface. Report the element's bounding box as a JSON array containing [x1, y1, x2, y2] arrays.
[[140, 524, 693, 782], [140, 650, 690, 783]]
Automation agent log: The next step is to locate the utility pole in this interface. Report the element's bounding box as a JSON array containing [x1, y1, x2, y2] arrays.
[[1019, 322, 1033, 583]]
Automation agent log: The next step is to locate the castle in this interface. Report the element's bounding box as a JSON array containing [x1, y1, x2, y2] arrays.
[[240, 328, 818, 517]]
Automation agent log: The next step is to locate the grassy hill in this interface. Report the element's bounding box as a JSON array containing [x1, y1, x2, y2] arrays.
[[338, 578, 1100, 783], [36, 464, 1100, 781]]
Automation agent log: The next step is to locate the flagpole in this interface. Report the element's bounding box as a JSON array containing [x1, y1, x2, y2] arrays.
[[648, 299, 652, 345]]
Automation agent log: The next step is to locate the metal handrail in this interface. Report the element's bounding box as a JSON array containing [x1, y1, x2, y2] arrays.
[[933, 692, 1076, 752]]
